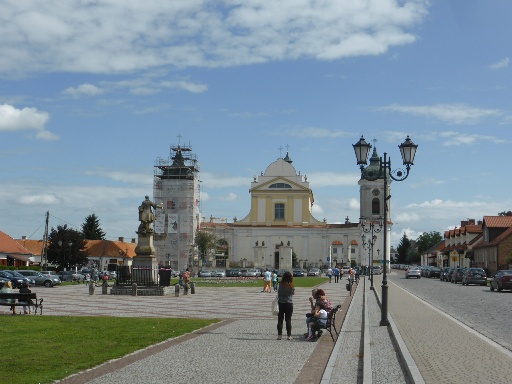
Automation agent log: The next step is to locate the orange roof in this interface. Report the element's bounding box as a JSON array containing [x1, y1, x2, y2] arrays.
[[0, 231, 32, 255], [350, 240, 358, 245], [484, 216, 512, 228], [331, 240, 343, 245], [85, 240, 136, 258], [16, 238, 45, 255]]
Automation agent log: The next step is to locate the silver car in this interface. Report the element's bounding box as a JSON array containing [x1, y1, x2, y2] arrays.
[[16, 270, 62, 287], [405, 268, 421, 279]]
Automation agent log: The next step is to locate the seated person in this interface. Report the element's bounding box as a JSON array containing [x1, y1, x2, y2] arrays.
[[305, 289, 333, 336], [306, 302, 328, 341]]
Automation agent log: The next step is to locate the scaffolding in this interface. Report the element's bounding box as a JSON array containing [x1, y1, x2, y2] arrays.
[[153, 143, 200, 271]]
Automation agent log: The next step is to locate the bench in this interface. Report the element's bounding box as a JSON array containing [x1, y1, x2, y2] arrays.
[[315, 304, 342, 342], [0, 293, 43, 315]]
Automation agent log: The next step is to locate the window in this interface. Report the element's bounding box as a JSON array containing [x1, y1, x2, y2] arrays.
[[275, 203, 285, 220], [269, 183, 292, 188], [372, 198, 380, 215]]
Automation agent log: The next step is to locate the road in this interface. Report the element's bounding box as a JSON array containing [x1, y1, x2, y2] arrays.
[[388, 269, 512, 352]]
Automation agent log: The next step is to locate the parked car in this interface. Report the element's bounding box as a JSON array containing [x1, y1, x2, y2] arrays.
[[0, 270, 33, 289], [225, 269, 241, 277], [307, 268, 321, 276], [213, 270, 226, 278], [246, 269, 259, 277], [405, 268, 421, 279], [57, 271, 85, 282], [198, 270, 212, 277], [451, 268, 466, 284], [440, 267, 451, 281], [462, 268, 487, 286], [277, 269, 289, 277], [446, 268, 456, 282], [490, 270, 512, 292], [15, 270, 61, 287], [292, 269, 305, 277], [421, 266, 432, 277], [372, 266, 383, 275], [426, 267, 441, 278]]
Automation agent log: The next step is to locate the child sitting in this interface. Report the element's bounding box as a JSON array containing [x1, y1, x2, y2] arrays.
[[306, 302, 328, 341]]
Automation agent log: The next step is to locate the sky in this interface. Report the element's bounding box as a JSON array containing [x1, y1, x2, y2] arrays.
[[1, 0, 511, 249]]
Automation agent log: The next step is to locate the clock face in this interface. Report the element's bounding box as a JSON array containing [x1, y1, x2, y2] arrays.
[[372, 188, 380, 196]]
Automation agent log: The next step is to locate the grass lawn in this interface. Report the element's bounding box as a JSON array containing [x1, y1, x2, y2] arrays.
[[2, 316, 218, 384], [190, 276, 328, 288]]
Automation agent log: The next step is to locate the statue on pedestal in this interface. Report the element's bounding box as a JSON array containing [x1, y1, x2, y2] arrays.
[[138, 195, 160, 234]]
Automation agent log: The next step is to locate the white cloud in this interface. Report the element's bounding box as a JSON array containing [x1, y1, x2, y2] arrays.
[[220, 192, 238, 201], [200, 172, 248, 188], [286, 127, 352, 139], [308, 172, 360, 187], [0, 1, 430, 75], [0, 104, 49, 131], [0, 103, 57, 140], [64, 83, 103, 97], [489, 57, 510, 69], [19, 193, 62, 205], [312, 203, 324, 215], [379, 103, 502, 125]]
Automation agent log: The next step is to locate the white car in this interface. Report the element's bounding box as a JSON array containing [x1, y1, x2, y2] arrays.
[[405, 268, 421, 279], [372, 266, 383, 275]]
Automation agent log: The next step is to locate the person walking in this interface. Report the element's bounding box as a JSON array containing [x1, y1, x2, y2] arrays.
[[263, 270, 272, 293], [327, 267, 333, 283], [276, 271, 295, 340], [272, 270, 278, 292], [333, 266, 340, 283]]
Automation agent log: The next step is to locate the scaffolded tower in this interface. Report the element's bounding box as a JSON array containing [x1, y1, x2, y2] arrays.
[[153, 143, 200, 271]]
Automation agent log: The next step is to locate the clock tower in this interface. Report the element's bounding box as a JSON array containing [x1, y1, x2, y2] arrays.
[[358, 147, 390, 221]]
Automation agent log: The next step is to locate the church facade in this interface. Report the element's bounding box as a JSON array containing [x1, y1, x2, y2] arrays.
[[200, 150, 390, 271]]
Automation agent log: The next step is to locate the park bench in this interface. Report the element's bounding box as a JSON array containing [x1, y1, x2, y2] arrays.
[[316, 304, 342, 341], [0, 293, 43, 315]]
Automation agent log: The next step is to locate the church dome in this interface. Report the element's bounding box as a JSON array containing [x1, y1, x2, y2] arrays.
[[264, 157, 297, 177]]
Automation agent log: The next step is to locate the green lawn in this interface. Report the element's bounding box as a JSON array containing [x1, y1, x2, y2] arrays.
[[2, 316, 218, 384], [190, 276, 328, 288]]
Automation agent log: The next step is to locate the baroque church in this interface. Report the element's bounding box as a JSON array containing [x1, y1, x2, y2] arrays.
[[152, 143, 391, 272]]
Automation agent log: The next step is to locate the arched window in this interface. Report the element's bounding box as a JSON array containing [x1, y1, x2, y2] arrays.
[[269, 183, 292, 188], [372, 198, 380, 215]]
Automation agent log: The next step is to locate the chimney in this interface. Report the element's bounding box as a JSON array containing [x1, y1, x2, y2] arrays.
[[468, 219, 475, 225], [22, 236, 27, 240], [131, 238, 136, 243], [118, 237, 124, 243]]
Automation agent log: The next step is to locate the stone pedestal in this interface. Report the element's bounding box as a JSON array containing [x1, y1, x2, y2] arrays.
[[132, 231, 158, 284]]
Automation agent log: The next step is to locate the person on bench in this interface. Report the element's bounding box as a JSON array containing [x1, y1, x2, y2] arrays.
[[0, 280, 15, 315], [306, 302, 328, 341], [19, 282, 33, 315]]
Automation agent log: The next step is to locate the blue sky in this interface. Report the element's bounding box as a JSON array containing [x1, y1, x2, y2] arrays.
[[1, 0, 511, 248]]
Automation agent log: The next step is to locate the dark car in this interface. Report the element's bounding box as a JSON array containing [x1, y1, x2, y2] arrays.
[[426, 267, 441, 278], [490, 270, 512, 292], [276, 269, 289, 277], [0, 270, 31, 289], [446, 268, 456, 282], [422, 266, 432, 277], [451, 268, 466, 284], [225, 268, 241, 277], [462, 268, 487, 286], [292, 269, 305, 277]]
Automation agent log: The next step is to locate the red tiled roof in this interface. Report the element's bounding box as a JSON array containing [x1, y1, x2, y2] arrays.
[[85, 240, 136, 258], [0, 231, 32, 255], [484, 216, 512, 228], [331, 240, 343, 245], [16, 238, 45, 255]]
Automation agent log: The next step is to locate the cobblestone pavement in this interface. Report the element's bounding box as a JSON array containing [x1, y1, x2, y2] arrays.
[[374, 273, 512, 384]]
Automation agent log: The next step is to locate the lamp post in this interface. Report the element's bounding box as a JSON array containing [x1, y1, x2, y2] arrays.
[[58, 240, 73, 271], [361, 216, 383, 291], [353, 135, 418, 326]]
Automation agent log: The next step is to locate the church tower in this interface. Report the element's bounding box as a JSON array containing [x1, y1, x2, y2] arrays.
[[358, 147, 390, 221], [153, 142, 200, 270]]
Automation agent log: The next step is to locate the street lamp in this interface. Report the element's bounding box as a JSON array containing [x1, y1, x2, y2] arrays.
[[361, 215, 383, 291], [58, 240, 73, 271], [353, 135, 418, 326]]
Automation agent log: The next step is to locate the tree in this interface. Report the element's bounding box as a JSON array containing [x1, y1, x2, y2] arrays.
[[194, 230, 217, 265], [498, 211, 512, 216], [81, 213, 106, 240], [46, 225, 88, 270], [396, 233, 412, 264], [415, 231, 443, 256]]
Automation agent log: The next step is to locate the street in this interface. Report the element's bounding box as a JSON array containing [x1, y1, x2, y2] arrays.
[[388, 270, 512, 352]]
